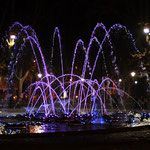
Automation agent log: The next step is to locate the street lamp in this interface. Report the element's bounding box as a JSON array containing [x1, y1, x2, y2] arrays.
[[37, 73, 42, 78], [130, 72, 136, 77], [118, 79, 122, 82], [135, 81, 138, 84], [6, 34, 16, 48], [10, 35, 16, 40], [144, 27, 150, 34]]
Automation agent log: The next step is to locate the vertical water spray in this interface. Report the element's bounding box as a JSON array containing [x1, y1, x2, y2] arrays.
[[4, 22, 144, 117]]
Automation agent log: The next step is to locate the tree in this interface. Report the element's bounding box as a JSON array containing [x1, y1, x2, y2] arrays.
[[1, 23, 40, 107]]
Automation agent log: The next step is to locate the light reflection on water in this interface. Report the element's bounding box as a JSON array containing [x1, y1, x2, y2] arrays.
[[29, 124, 57, 133], [0, 123, 110, 135], [30, 125, 46, 133]]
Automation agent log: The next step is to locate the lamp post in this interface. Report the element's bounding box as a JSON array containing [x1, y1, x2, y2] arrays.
[[6, 34, 16, 48], [7, 34, 17, 108]]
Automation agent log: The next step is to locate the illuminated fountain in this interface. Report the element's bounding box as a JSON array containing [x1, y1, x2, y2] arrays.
[[11, 22, 142, 117], [4, 22, 146, 121], [1, 22, 150, 135]]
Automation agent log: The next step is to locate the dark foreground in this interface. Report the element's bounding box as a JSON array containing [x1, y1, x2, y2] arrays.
[[1, 126, 150, 150]]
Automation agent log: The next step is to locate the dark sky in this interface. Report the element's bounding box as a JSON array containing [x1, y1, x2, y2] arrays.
[[0, 0, 150, 57]]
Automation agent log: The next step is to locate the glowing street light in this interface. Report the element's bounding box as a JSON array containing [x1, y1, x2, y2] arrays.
[[130, 72, 136, 77], [144, 27, 150, 34], [10, 35, 16, 40], [37, 73, 42, 78], [6, 34, 16, 48], [135, 81, 138, 84], [118, 79, 122, 82], [144, 26, 150, 45]]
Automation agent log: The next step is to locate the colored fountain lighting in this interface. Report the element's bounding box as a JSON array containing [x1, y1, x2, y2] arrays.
[[7, 22, 144, 118]]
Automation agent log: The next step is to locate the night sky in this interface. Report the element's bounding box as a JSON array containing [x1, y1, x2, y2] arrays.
[[0, 0, 150, 63]]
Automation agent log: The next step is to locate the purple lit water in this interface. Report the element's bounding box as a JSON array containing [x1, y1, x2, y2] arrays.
[[6, 22, 144, 117]]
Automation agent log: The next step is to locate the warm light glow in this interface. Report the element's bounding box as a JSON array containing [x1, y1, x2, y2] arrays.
[[6, 35, 16, 48], [130, 72, 136, 77], [63, 90, 67, 98], [37, 73, 42, 78], [13, 96, 17, 100], [6, 39, 15, 47], [75, 66, 78, 69], [144, 27, 150, 34]]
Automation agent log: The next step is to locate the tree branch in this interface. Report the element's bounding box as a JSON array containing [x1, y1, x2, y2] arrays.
[[15, 68, 21, 80], [22, 70, 29, 82]]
